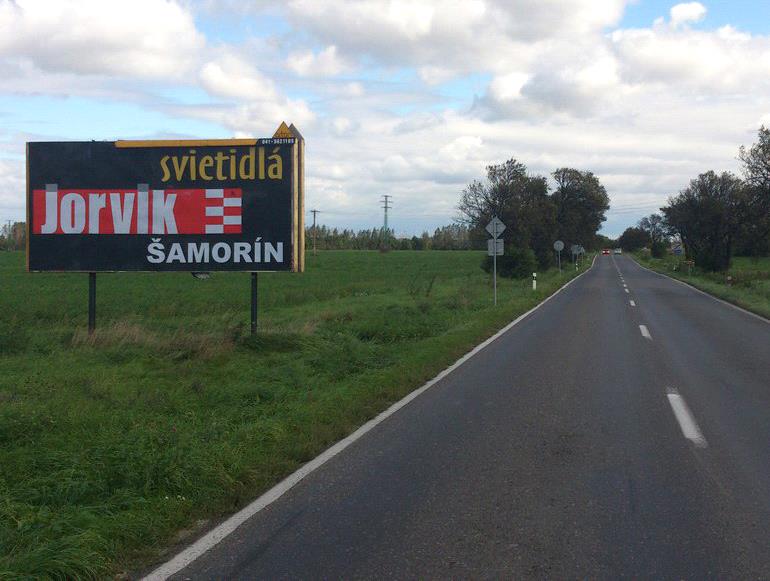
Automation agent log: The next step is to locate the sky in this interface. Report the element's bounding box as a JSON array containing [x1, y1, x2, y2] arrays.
[[1, 0, 770, 237]]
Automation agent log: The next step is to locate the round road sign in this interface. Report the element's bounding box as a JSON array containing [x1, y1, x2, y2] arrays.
[[553, 240, 564, 252]]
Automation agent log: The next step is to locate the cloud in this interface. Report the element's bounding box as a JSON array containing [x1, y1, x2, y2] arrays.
[[0, 0, 204, 79], [669, 2, 707, 29], [284, 0, 627, 75], [287, 45, 349, 77], [199, 51, 277, 100], [0, 156, 25, 218], [610, 24, 770, 93]]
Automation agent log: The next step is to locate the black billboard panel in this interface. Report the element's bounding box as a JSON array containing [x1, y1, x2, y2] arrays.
[[26, 138, 303, 272]]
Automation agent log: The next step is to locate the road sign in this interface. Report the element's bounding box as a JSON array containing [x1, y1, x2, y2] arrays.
[[487, 239, 503, 256], [571, 244, 580, 255], [553, 240, 564, 252], [486, 217, 506, 238], [673, 245, 683, 256]]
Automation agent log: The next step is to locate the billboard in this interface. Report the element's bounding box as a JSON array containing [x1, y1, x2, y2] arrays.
[[26, 135, 304, 272]]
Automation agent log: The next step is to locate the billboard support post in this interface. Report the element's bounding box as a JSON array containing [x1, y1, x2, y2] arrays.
[[88, 272, 96, 335], [251, 272, 258, 335]]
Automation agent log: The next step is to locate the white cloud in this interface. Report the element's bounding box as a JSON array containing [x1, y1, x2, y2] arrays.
[[611, 25, 770, 93], [199, 52, 277, 100], [0, 0, 204, 79], [287, 45, 349, 77], [0, 156, 25, 218], [175, 99, 314, 136], [285, 0, 627, 75], [670, 2, 707, 29]]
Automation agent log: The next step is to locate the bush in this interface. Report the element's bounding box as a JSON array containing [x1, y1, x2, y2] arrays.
[[482, 246, 537, 279], [651, 241, 667, 258]]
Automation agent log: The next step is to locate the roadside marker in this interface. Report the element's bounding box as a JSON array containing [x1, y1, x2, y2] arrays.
[[639, 325, 652, 340], [666, 388, 707, 447]]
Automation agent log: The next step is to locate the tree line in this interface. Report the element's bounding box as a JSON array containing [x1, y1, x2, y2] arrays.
[[617, 127, 770, 271], [0, 221, 25, 251], [457, 159, 610, 277], [305, 224, 475, 251]]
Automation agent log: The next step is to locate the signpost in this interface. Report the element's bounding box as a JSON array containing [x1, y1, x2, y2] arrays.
[[27, 123, 305, 334], [553, 240, 564, 273], [486, 217, 506, 306]]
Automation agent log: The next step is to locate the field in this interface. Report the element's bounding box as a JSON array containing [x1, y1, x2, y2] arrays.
[[0, 250, 589, 578], [635, 254, 770, 319]]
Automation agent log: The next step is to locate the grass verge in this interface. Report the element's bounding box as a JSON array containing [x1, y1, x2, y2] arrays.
[[0, 250, 590, 578], [633, 253, 770, 320]]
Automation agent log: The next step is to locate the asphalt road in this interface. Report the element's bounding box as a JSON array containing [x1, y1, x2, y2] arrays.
[[168, 255, 770, 579]]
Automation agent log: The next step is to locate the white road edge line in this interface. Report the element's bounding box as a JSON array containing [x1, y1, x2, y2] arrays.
[[624, 288, 630, 294], [629, 300, 636, 307], [666, 388, 707, 448], [142, 256, 599, 580], [631, 259, 770, 325], [639, 324, 652, 340]]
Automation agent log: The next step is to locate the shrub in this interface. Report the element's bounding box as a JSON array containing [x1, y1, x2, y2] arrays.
[[651, 241, 667, 258], [482, 246, 537, 279]]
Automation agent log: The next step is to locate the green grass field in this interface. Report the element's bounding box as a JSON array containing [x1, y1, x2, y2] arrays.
[[635, 254, 770, 320], [0, 250, 589, 578]]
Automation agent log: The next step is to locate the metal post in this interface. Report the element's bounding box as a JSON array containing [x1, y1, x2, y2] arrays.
[[88, 272, 96, 335], [493, 221, 497, 306], [557, 250, 561, 274], [311, 209, 320, 256], [251, 272, 258, 335]]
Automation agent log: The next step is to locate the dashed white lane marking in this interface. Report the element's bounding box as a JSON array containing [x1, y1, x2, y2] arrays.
[[624, 288, 630, 294], [623, 284, 627, 288], [639, 324, 652, 340], [666, 388, 707, 448], [629, 300, 636, 307]]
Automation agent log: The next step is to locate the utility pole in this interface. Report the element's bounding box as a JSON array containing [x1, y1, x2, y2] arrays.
[[310, 209, 321, 256], [5, 220, 11, 251], [380, 195, 392, 231]]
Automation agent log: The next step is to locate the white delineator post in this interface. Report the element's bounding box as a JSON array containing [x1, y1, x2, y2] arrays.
[[532, 272, 537, 291]]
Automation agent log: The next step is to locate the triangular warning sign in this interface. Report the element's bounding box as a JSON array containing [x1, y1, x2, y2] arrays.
[[273, 122, 293, 138]]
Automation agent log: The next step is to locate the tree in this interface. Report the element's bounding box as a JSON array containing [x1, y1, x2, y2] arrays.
[[736, 126, 770, 256], [593, 234, 616, 251], [617, 227, 650, 251], [638, 213, 666, 245], [662, 171, 746, 271], [1, 221, 25, 251], [458, 158, 557, 270], [552, 168, 610, 252]]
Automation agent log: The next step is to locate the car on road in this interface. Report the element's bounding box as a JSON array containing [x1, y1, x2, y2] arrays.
[[614, 248, 622, 254], [602, 249, 611, 255]]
